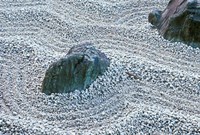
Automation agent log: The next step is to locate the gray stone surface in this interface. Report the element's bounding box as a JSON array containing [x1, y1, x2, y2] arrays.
[[42, 43, 110, 94], [148, 9, 162, 26]]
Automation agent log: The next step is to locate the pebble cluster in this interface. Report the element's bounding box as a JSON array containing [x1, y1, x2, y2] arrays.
[[0, 0, 200, 134]]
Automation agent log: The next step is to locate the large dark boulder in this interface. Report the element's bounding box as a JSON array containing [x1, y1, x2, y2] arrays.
[[148, 0, 200, 47], [42, 43, 110, 95]]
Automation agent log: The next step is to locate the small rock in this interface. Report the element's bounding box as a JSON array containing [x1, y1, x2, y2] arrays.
[[148, 9, 162, 26], [13, 112, 17, 116], [42, 42, 110, 95]]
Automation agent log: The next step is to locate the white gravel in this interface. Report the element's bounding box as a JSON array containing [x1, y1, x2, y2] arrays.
[[0, 0, 200, 134]]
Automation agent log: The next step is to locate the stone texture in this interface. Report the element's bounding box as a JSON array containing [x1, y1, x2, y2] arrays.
[[149, 0, 200, 47], [42, 43, 110, 95], [148, 9, 162, 26]]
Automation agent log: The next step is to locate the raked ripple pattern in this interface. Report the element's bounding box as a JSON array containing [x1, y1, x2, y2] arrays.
[[0, 0, 200, 134]]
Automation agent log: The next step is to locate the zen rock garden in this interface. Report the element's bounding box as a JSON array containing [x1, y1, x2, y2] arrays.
[[148, 0, 200, 47], [42, 43, 110, 95]]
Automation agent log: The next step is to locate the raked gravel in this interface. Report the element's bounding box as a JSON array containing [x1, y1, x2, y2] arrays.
[[0, 0, 200, 134]]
